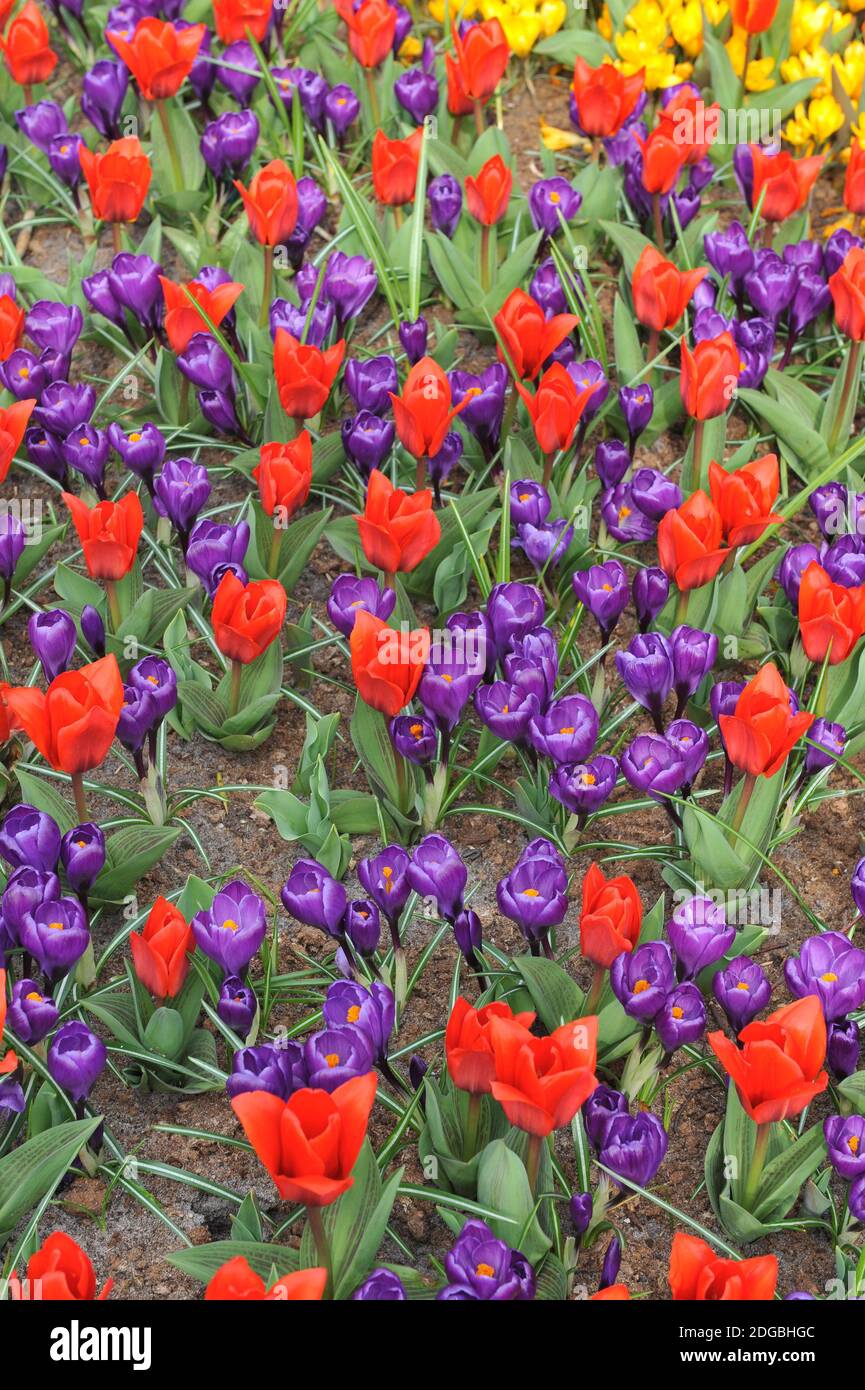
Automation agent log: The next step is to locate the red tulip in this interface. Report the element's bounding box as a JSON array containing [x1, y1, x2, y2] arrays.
[[273, 330, 345, 421], [489, 1014, 598, 1137], [657, 490, 729, 591], [797, 561, 865, 665], [211, 571, 287, 665], [731, 0, 780, 33], [254, 433, 313, 520], [234, 159, 298, 246], [829, 247, 865, 342], [749, 146, 824, 223], [0, 967, 17, 1076], [371, 127, 423, 207], [63, 491, 144, 582], [446, 16, 509, 106], [8, 1232, 113, 1301], [590, 1284, 631, 1300], [0, 398, 36, 483], [130, 896, 194, 1001], [465, 154, 512, 226], [354, 468, 441, 575], [571, 58, 644, 139], [0, 293, 25, 361], [107, 18, 205, 101], [159, 275, 244, 354], [515, 365, 594, 455], [205, 1256, 326, 1301], [0, 1, 57, 87], [231, 1072, 378, 1205], [350, 609, 429, 716], [579, 862, 642, 969], [445, 997, 536, 1095], [669, 1233, 776, 1300], [845, 141, 865, 217], [718, 662, 814, 779], [79, 137, 152, 224], [7, 655, 124, 777], [707, 452, 782, 547], [494, 288, 578, 382], [633, 127, 688, 196], [656, 90, 721, 164], [631, 247, 706, 333], [213, 0, 273, 44], [333, 0, 396, 68], [707, 996, 827, 1125], [389, 356, 468, 461], [679, 331, 741, 420]]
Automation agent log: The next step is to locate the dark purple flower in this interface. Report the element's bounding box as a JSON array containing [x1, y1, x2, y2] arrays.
[[615, 631, 673, 719], [549, 755, 617, 815], [192, 880, 267, 976], [394, 66, 439, 123], [594, 438, 630, 489], [176, 333, 235, 393], [438, 1219, 535, 1301], [665, 719, 708, 787], [60, 823, 105, 897], [599, 1234, 621, 1290], [777, 542, 821, 609], [344, 355, 398, 415], [107, 420, 166, 485], [514, 518, 572, 571], [47, 1020, 106, 1102], [667, 895, 734, 978], [2, 867, 60, 938], [449, 363, 507, 453], [399, 316, 427, 365], [804, 718, 846, 775], [567, 359, 608, 419], [849, 1174, 865, 1222], [504, 626, 557, 704], [22, 896, 89, 981], [1, 350, 47, 401], [827, 1019, 860, 1080], [582, 1083, 628, 1148], [788, 270, 830, 338], [784, 932, 865, 1021], [201, 109, 259, 179], [428, 431, 463, 492], [712, 955, 771, 1030], [744, 248, 796, 320], [62, 424, 109, 492], [128, 656, 177, 722], [528, 177, 581, 236], [352, 1269, 406, 1300], [572, 559, 629, 639], [530, 257, 567, 317], [599, 1110, 668, 1188], [304, 1025, 373, 1091], [704, 220, 754, 286], [327, 574, 395, 637], [28, 608, 76, 682], [81, 269, 125, 329], [80, 604, 105, 658], [281, 859, 347, 938], [474, 681, 539, 741], [117, 683, 158, 753], [186, 519, 250, 596], [48, 133, 84, 188], [0, 803, 60, 872], [453, 907, 482, 961], [569, 1191, 592, 1236], [226, 1042, 305, 1100], [358, 846, 411, 925], [16, 100, 67, 152], [602, 482, 656, 543], [809, 482, 848, 538], [342, 412, 394, 478], [344, 899, 381, 956], [325, 84, 360, 138], [621, 732, 687, 801], [509, 479, 550, 529], [428, 172, 462, 237], [323, 979, 394, 1063], [82, 59, 128, 139], [496, 854, 568, 942], [630, 468, 682, 522], [632, 567, 669, 630], [389, 712, 437, 765], [217, 976, 257, 1037], [35, 381, 95, 436], [619, 383, 653, 445], [823, 535, 865, 588], [824, 1114, 865, 1179], [486, 581, 546, 662], [8, 978, 58, 1043], [825, 227, 863, 278], [654, 981, 706, 1051], [152, 457, 211, 541], [323, 251, 377, 325], [611, 940, 675, 1020], [107, 252, 164, 331], [26, 300, 83, 357], [669, 624, 718, 710], [418, 643, 482, 734], [527, 693, 597, 763], [217, 39, 260, 103], [406, 834, 467, 921]]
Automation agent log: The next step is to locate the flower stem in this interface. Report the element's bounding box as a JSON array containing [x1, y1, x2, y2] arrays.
[[730, 772, 757, 842], [307, 1206, 334, 1299], [105, 579, 122, 632], [71, 773, 88, 822], [742, 1121, 770, 1210], [473, 100, 485, 137], [525, 1133, 543, 1197], [229, 659, 243, 718], [364, 66, 381, 127], [155, 99, 184, 194], [268, 525, 282, 578], [682, 417, 704, 496], [480, 223, 491, 292], [651, 192, 664, 251], [585, 963, 605, 1016], [259, 242, 273, 329], [464, 1091, 481, 1161], [829, 339, 863, 454]]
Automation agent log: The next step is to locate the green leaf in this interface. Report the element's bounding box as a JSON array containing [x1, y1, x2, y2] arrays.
[[513, 955, 583, 1031], [167, 1240, 300, 1284], [14, 768, 76, 833], [0, 1116, 102, 1239], [92, 824, 182, 904], [476, 1138, 551, 1266], [753, 1124, 828, 1222]]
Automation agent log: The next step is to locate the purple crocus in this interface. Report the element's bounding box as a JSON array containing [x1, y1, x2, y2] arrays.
[[599, 1110, 668, 1189], [389, 713, 437, 765], [486, 581, 546, 662], [323, 979, 394, 1063], [226, 1042, 306, 1100], [667, 895, 734, 979], [437, 1219, 535, 1301], [323, 251, 377, 326], [281, 859, 347, 939], [665, 719, 708, 788], [217, 977, 257, 1037], [527, 693, 598, 764], [549, 755, 618, 816], [654, 982, 706, 1051], [827, 1019, 860, 1080], [201, 109, 259, 179], [582, 1083, 628, 1148], [192, 881, 266, 976], [16, 100, 67, 152], [81, 59, 129, 139], [824, 1115, 865, 1179], [784, 932, 865, 1021], [610, 940, 675, 1020], [107, 421, 166, 487], [325, 84, 360, 139], [153, 458, 211, 545], [594, 439, 630, 488], [527, 177, 581, 236], [572, 559, 629, 641], [2, 867, 60, 939], [632, 566, 669, 631], [712, 955, 771, 1030], [601, 483, 657, 543], [630, 468, 682, 522], [344, 899, 381, 956], [327, 574, 396, 638], [406, 834, 467, 922], [418, 645, 483, 734], [474, 681, 540, 742], [185, 519, 250, 596], [342, 413, 394, 478], [394, 65, 439, 123], [496, 854, 568, 944], [399, 316, 428, 365], [0, 803, 60, 872], [509, 479, 550, 529], [669, 624, 718, 712], [615, 632, 673, 726], [344, 355, 398, 415], [428, 173, 462, 237], [47, 1020, 106, 1103], [60, 823, 106, 898], [804, 718, 846, 776], [8, 978, 58, 1043], [619, 383, 654, 449], [353, 1269, 407, 1300], [304, 1026, 373, 1091], [621, 732, 687, 803], [28, 608, 77, 683]]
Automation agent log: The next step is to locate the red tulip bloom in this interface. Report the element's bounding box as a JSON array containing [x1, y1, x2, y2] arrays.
[[231, 1072, 378, 1205], [718, 662, 814, 779], [213, 0, 273, 44], [494, 288, 579, 381], [731, 0, 780, 33], [446, 997, 536, 1095], [515, 365, 594, 455], [354, 468, 441, 574], [206, 1257, 326, 1301], [0, 397, 36, 482], [371, 127, 424, 207], [7, 655, 124, 777], [707, 453, 782, 548], [829, 247, 865, 342], [334, 0, 396, 68], [680, 331, 741, 420], [845, 142, 865, 216], [79, 137, 152, 224], [63, 491, 144, 582], [130, 896, 194, 1001], [465, 154, 512, 226], [0, 294, 25, 362], [633, 127, 688, 195], [159, 275, 244, 354], [571, 58, 644, 139], [446, 16, 509, 105], [234, 159, 298, 246], [8, 1232, 113, 1301], [657, 491, 728, 592], [273, 330, 345, 421], [254, 433, 313, 520], [656, 91, 720, 164], [350, 609, 429, 717], [708, 996, 828, 1125], [489, 1014, 598, 1137], [0, 1, 57, 87], [445, 53, 474, 116], [107, 18, 205, 101], [389, 356, 468, 461], [0, 967, 18, 1076], [749, 146, 824, 223], [590, 1285, 631, 1300], [579, 862, 642, 969], [797, 561, 865, 665], [669, 1233, 777, 1301], [632, 247, 706, 333], [212, 571, 287, 665]]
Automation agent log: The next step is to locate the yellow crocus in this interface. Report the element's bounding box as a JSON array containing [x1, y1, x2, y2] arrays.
[[539, 0, 566, 35], [669, 0, 702, 57], [540, 119, 583, 150], [808, 92, 844, 141], [500, 11, 543, 53], [745, 57, 776, 91]]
